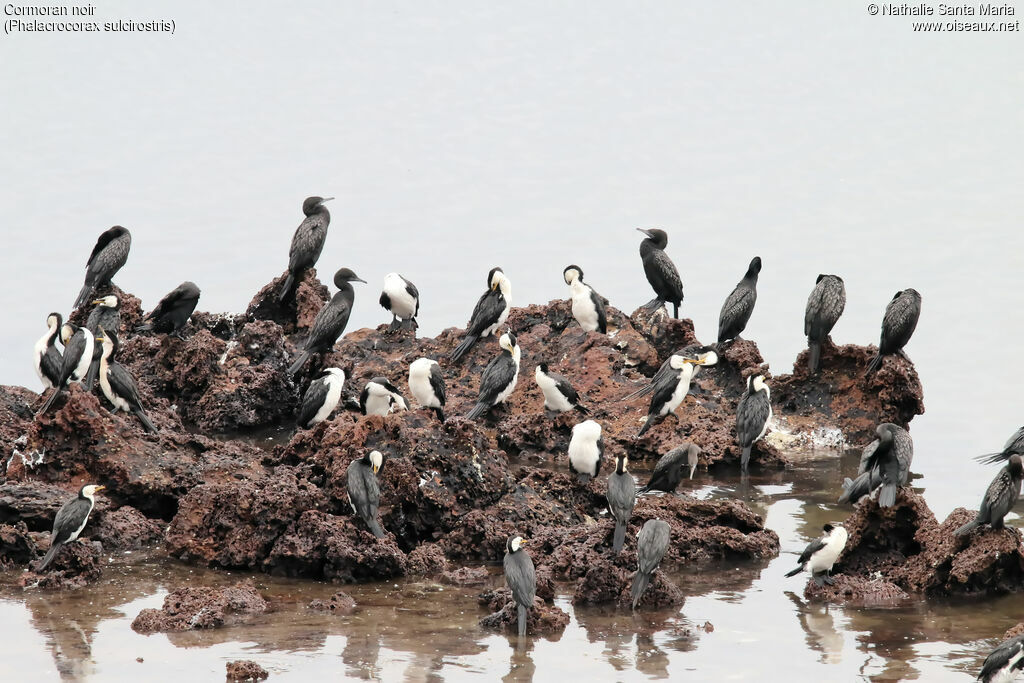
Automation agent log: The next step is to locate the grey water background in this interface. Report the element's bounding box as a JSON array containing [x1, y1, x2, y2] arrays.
[[1, 1, 1023, 680]]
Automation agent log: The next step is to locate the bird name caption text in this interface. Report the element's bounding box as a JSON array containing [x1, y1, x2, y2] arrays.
[[865, 2, 1021, 30], [3, 3, 175, 35]]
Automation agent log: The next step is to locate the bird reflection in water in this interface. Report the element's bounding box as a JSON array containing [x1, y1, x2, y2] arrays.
[[502, 636, 536, 682], [786, 592, 844, 664]]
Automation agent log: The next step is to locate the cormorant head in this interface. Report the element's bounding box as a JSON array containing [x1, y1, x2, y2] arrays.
[[80, 484, 105, 500], [507, 535, 526, 553], [636, 228, 668, 248], [751, 374, 768, 394], [367, 450, 384, 475], [696, 348, 718, 367], [334, 268, 366, 288], [614, 452, 628, 474], [686, 442, 701, 478], [179, 281, 201, 299], [563, 265, 583, 285], [816, 273, 843, 285], [1009, 455, 1023, 479], [302, 196, 334, 215], [499, 330, 518, 353], [96, 327, 120, 357], [747, 256, 762, 276], [92, 295, 119, 309], [408, 357, 435, 377], [875, 423, 897, 443], [488, 267, 505, 290], [46, 312, 62, 330], [537, 361, 549, 374], [822, 523, 834, 534], [60, 323, 78, 345], [320, 367, 346, 383], [903, 288, 922, 302], [571, 419, 602, 443]]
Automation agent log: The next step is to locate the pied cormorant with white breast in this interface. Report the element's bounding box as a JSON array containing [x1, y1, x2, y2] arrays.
[[360, 377, 409, 416], [408, 358, 446, 422], [33, 312, 63, 390], [36, 484, 105, 571], [83, 295, 120, 391], [534, 362, 588, 414], [785, 523, 847, 586], [379, 272, 420, 331], [465, 331, 520, 420], [636, 355, 706, 437], [95, 329, 157, 433], [563, 265, 607, 334], [38, 323, 94, 414], [449, 267, 511, 362], [567, 419, 603, 483], [735, 373, 772, 471], [297, 367, 345, 428]]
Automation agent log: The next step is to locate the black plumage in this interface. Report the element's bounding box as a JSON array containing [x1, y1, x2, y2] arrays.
[[865, 288, 922, 375], [83, 295, 121, 391], [718, 256, 762, 344], [503, 535, 536, 637], [359, 377, 409, 416], [450, 267, 510, 362], [288, 268, 365, 375], [96, 329, 157, 433], [408, 358, 446, 422], [465, 332, 520, 420], [36, 484, 104, 571], [735, 374, 772, 471], [804, 274, 846, 374], [379, 272, 420, 331], [278, 196, 333, 302], [296, 367, 345, 429], [636, 356, 704, 438], [73, 226, 131, 310], [137, 281, 201, 336], [955, 455, 1024, 536], [631, 519, 670, 609], [33, 312, 63, 390], [638, 443, 701, 494], [636, 229, 683, 318], [975, 426, 1024, 465], [620, 346, 717, 403], [38, 324, 94, 415], [978, 634, 1024, 683], [839, 423, 913, 506], [347, 451, 385, 538], [607, 453, 636, 553], [563, 265, 607, 334], [534, 362, 588, 414]]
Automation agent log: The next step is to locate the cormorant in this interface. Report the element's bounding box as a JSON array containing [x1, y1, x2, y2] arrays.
[[36, 484, 105, 571], [636, 355, 705, 438], [955, 455, 1024, 536], [838, 423, 914, 506], [503, 535, 535, 637], [278, 196, 333, 302], [450, 267, 511, 362], [465, 331, 520, 420], [38, 323, 94, 414], [379, 272, 420, 331], [287, 268, 365, 375], [296, 367, 345, 429], [360, 377, 409, 416], [620, 346, 718, 403], [631, 519, 670, 609], [607, 453, 636, 553], [784, 523, 848, 586], [638, 442, 702, 494], [563, 265, 607, 333], [346, 450, 385, 538], [718, 256, 762, 344], [804, 274, 846, 375], [567, 419, 603, 483], [636, 228, 683, 318], [977, 634, 1024, 683], [95, 329, 157, 433], [137, 281, 201, 337], [83, 295, 120, 391], [534, 362, 588, 414], [865, 288, 922, 375], [975, 426, 1024, 465], [33, 312, 63, 390], [408, 358, 446, 422], [735, 373, 772, 471], [73, 226, 131, 310]]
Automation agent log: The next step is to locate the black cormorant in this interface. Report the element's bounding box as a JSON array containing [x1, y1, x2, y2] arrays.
[[735, 373, 772, 471], [502, 535, 536, 637], [287, 268, 365, 375], [636, 228, 683, 318], [296, 367, 345, 429], [465, 331, 520, 420], [631, 519, 670, 609], [38, 323, 94, 414], [838, 423, 914, 506], [977, 634, 1024, 683], [379, 272, 420, 331], [347, 450, 385, 538], [360, 377, 409, 416], [865, 288, 922, 375], [607, 453, 636, 553], [450, 267, 511, 362], [638, 442, 702, 494], [95, 329, 157, 433], [804, 274, 846, 375], [33, 312, 63, 390], [278, 196, 333, 302], [717, 256, 761, 344], [73, 226, 131, 310], [408, 358, 446, 421], [636, 355, 705, 438], [620, 346, 718, 403], [955, 455, 1024, 536], [137, 281, 201, 337], [36, 484, 105, 571], [567, 419, 603, 483], [534, 362, 588, 414], [563, 265, 607, 333], [975, 426, 1024, 465], [83, 295, 120, 391], [784, 523, 848, 586]]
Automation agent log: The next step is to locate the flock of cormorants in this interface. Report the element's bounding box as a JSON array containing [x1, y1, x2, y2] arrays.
[[22, 198, 1024, 680]]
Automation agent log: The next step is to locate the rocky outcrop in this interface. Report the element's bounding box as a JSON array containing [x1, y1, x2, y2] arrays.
[[131, 580, 268, 633], [21, 540, 103, 590], [225, 660, 269, 682]]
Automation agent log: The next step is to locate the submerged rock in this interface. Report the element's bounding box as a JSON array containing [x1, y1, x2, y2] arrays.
[[131, 580, 268, 633], [225, 660, 269, 682], [307, 591, 356, 615], [477, 594, 570, 637]]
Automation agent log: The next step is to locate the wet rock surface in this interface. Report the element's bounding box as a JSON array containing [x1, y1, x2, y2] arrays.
[[21, 540, 103, 590], [131, 580, 268, 633], [307, 590, 356, 615], [477, 594, 570, 637], [225, 659, 270, 681]]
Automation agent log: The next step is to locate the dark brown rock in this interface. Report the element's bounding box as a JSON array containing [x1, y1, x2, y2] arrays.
[[225, 660, 269, 682], [246, 268, 330, 335], [131, 580, 268, 633], [406, 542, 448, 576], [307, 591, 356, 615], [0, 521, 38, 568], [803, 573, 910, 607], [21, 540, 103, 590], [478, 595, 570, 637], [440, 566, 490, 586], [89, 506, 163, 550]]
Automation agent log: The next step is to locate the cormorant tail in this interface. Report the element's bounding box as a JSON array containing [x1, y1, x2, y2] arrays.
[[954, 517, 980, 537], [278, 272, 295, 302], [612, 520, 627, 553], [73, 284, 93, 310], [878, 483, 897, 508], [287, 351, 310, 376], [134, 322, 153, 334], [135, 409, 158, 433], [741, 446, 752, 471], [784, 564, 805, 578], [631, 571, 650, 609], [83, 360, 99, 392], [637, 417, 655, 438], [366, 517, 386, 539], [636, 484, 652, 495], [619, 384, 655, 403], [574, 403, 590, 415], [517, 603, 528, 637], [577, 473, 592, 485], [837, 477, 855, 504], [975, 451, 1011, 465], [38, 388, 63, 416], [449, 334, 478, 363], [671, 302, 679, 318], [465, 402, 488, 421], [865, 353, 884, 376], [807, 342, 821, 375], [36, 543, 60, 572]]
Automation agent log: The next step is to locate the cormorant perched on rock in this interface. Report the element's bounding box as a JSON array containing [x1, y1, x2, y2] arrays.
[[296, 368, 345, 429], [563, 265, 607, 334], [636, 228, 683, 318], [360, 377, 409, 416], [278, 196, 333, 302], [977, 634, 1024, 683], [620, 346, 718, 403], [450, 268, 511, 362], [607, 453, 636, 553], [465, 331, 520, 420], [735, 373, 771, 471], [955, 455, 1024, 537], [534, 362, 588, 414], [636, 355, 705, 437], [408, 358, 446, 422], [36, 484, 105, 571], [83, 295, 120, 391], [804, 274, 846, 375], [503, 535, 535, 637], [33, 313, 63, 390], [137, 281, 201, 337], [718, 256, 762, 344], [379, 272, 419, 331], [784, 523, 848, 586], [638, 443, 702, 493], [95, 329, 157, 433], [73, 226, 131, 310], [838, 423, 913, 506], [865, 288, 922, 375], [38, 323, 94, 415], [976, 426, 1024, 465], [346, 450, 384, 538], [631, 519, 670, 609], [568, 419, 603, 483], [287, 268, 365, 375]]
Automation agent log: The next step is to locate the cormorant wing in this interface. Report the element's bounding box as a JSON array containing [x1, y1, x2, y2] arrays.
[[718, 286, 755, 340], [984, 467, 1019, 519], [737, 392, 771, 445], [288, 214, 327, 270], [796, 536, 827, 565], [857, 439, 880, 476], [637, 521, 670, 574], [589, 286, 608, 332], [979, 637, 1024, 681], [298, 378, 329, 426], [147, 282, 193, 320], [466, 289, 506, 336], [86, 227, 123, 267], [503, 551, 536, 606], [305, 294, 352, 351], [59, 333, 88, 380], [1006, 426, 1024, 454], [428, 364, 446, 405], [87, 230, 130, 277], [643, 250, 683, 300], [51, 497, 92, 545], [108, 363, 144, 408], [403, 277, 420, 302], [477, 353, 515, 405], [881, 290, 921, 350], [346, 461, 379, 520], [550, 372, 580, 404]]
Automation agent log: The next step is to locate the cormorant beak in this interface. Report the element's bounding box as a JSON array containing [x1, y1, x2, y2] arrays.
[[372, 464, 379, 474], [322, 197, 335, 203], [490, 281, 499, 292], [353, 277, 367, 284], [95, 485, 106, 492], [636, 228, 654, 238], [91, 299, 105, 305], [518, 539, 528, 545], [94, 336, 105, 343], [682, 357, 704, 365]]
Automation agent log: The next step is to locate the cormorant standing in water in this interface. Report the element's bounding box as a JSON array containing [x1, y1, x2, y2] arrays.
[[137, 281, 201, 336], [36, 484, 105, 571], [33, 313, 63, 390], [865, 288, 922, 375], [296, 367, 345, 429], [73, 226, 131, 310], [288, 268, 365, 375], [465, 331, 520, 420], [804, 274, 846, 374], [278, 196, 333, 302], [379, 272, 420, 331], [631, 519, 670, 609], [563, 265, 607, 333], [976, 426, 1024, 465], [95, 329, 157, 433], [735, 373, 771, 471], [784, 524, 848, 586], [346, 450, 385, 538], [620, 346, 718, 403], [607, 453, 636, 553], [636, 229, 683, 318], [38, 323, 94, 414], [718, 256, 762, 344], [838, 423, 913, 506], [977, 634, 1024, 683], [534, 362, 588, 414], [360, 377, 409, 416], [567, 419, 603, 483], [638, 443, 702, 493], [503, 535, 535, 637], [408, 358, 446, 422], [636, 355, 704, 438], [83, 295, 120, 391], [450, 268, 511, 362], [955, 455, 1024, 537]]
